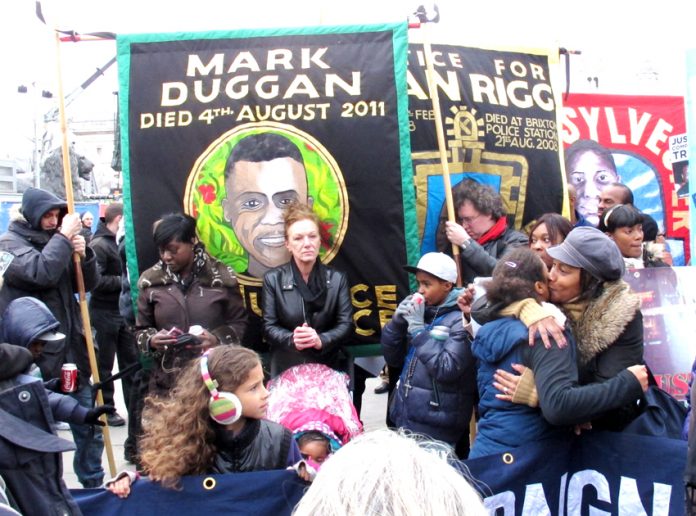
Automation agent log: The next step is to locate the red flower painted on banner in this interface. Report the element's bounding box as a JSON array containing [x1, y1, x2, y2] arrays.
[[198, 184, 216, 204], [304, 142, 316, 153], [191, 204, 199, 218], [319, 221, 334, 250]]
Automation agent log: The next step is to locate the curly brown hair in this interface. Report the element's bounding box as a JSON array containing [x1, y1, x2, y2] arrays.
[[452, 179, 505, 219], [435, 180, 506, 252], [283, 202, 320, 239], [139, 346, 261, 489]]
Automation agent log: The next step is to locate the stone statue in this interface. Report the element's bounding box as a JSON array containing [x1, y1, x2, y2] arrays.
[[40, 145, 94, 201]]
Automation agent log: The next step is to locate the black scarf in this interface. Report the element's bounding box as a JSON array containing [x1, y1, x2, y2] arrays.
[[290, 258, 327, 320]]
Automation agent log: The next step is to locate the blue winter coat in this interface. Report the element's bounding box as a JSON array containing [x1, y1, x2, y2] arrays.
[[471, 318, 566, 458], [471, 316, 643, 458], [381, 290, 477, 445]]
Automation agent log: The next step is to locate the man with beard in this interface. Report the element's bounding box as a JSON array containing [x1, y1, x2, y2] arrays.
[[0, 187, 103, 488]]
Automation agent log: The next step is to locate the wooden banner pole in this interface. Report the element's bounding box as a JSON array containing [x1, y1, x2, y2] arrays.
[[53, 30, 117, 478], [421, 26, 462, 287]]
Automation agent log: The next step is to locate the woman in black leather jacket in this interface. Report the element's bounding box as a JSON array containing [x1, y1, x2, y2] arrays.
[[262, 204, 353, 377]]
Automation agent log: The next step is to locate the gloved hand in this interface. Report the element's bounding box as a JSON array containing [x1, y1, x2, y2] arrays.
[[85, 404, 116, 426], [392, 295, 415, 324], [43, 378, 61, 393], [404, 298, 426, 335]]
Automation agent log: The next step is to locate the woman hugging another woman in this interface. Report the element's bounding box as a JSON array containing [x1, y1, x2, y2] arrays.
[[470, 247, 647, 458]]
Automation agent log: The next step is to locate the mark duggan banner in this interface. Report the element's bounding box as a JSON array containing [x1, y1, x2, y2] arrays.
[[117, 23, 416, 347]]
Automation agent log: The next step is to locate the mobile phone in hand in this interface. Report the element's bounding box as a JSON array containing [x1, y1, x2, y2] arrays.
[[167, 327, 184, 337]]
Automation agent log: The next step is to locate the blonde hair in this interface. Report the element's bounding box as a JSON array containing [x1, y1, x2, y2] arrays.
[[293, 429, 487, 516], [283, 203, 320, 240], [139, 346, 260, 489]]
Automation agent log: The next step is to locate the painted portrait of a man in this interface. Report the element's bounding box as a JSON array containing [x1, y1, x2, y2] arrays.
[[222, 133, 313, 277], [186, 123, 347, 284]]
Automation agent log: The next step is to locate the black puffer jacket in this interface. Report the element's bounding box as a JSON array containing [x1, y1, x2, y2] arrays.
[[0, 189, 99, 380], [262, 262, 353, 377]]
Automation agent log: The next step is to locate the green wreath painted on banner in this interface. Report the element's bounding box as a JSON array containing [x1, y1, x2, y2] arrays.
[[184, 122, 348, 285]]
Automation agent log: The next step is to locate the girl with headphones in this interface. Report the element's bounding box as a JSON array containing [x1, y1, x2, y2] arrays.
[[107, 346, 304, 496]]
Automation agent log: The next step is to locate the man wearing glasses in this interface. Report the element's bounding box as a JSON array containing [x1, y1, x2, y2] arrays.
[[441, 179, 528, 284]]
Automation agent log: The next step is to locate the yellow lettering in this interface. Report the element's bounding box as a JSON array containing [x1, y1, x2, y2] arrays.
[[354, 309, 375, 336], [375, 285, 397, 309], [350, 284, 371, 309], [378, 309, 394, 330]]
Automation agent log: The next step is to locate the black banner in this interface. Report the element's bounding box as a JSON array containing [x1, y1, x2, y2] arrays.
[[407, 44, 563, 253], [117, 24, 416, 348]]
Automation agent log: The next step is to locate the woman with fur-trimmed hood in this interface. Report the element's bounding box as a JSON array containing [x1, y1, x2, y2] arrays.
[[497, 227, 645, 432]]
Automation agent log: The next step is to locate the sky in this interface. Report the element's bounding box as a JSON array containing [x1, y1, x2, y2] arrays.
[[1, 0, 692, 164]]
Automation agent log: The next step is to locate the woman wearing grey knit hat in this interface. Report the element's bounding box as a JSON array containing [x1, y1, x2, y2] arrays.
[[496, 226, 646, 432]]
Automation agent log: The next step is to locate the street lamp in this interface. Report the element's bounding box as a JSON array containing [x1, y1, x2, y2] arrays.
[[17, 83, 54, 189]]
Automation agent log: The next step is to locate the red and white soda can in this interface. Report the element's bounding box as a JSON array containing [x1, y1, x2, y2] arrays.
[[61, 363, 78, 393]]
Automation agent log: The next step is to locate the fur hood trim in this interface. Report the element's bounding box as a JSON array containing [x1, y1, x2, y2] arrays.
[[570, 280, 640, 365], [9, 203, 26, 223]]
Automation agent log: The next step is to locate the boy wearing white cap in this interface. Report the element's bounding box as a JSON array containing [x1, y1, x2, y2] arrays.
[[381, 253, 477, 458]]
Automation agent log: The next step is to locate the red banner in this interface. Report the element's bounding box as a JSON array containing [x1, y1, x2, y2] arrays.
[[561, 94, 689, 264]]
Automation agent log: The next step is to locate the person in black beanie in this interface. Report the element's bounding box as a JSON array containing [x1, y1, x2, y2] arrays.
[[0, 187, 104, 488]]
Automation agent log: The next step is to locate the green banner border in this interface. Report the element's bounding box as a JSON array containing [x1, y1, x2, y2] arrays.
[[117, 22, 417, 306]]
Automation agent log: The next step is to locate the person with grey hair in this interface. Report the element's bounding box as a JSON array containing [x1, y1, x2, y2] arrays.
[[441, 179, 528, 284], [494, 226, 646, 432], [292, 429, 487, 516]]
